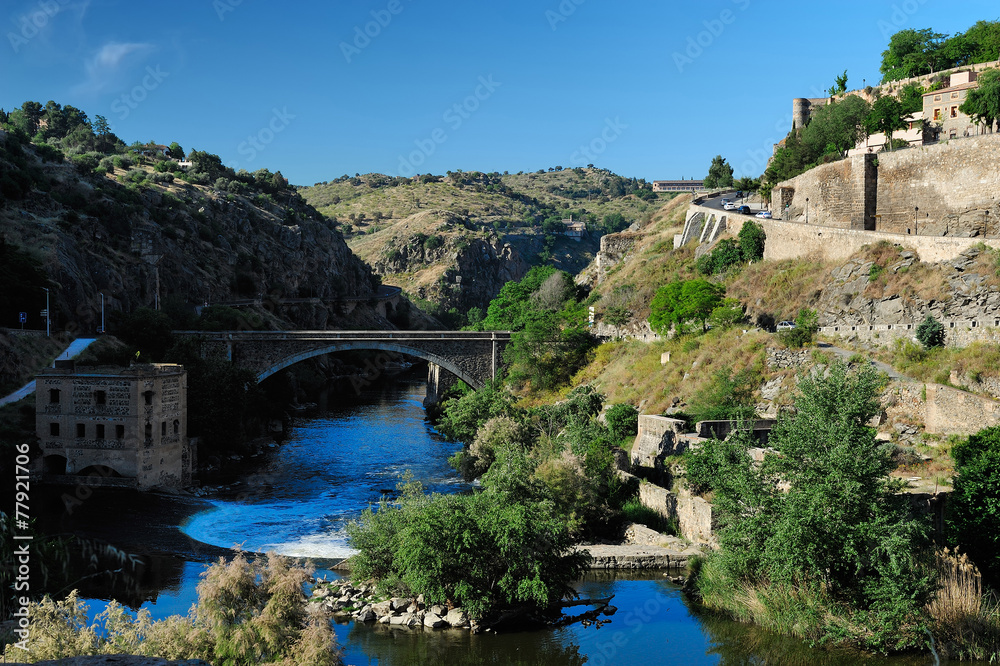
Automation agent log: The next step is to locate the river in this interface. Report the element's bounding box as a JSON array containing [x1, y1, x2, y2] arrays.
[[64, 372, 950, 665]]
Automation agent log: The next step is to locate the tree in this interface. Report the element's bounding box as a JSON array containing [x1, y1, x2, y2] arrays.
[[915, 314, 945, 348], [828, 70, 848, 96], [866, 95, 907, 149], [687, 366, 759, 424], [948, 426, 1000, 585], [604, 403, 638, 440], [960, 68, 1000, 134], [880, 28, 946, 82], [167, 142, 185, 160], [703, 155, 734, 189], [689, 362, 934, 651], [898, 83, 926, 114], [737, 220, 766, 263], [92, 115, 110, 136], [648, 279, 725, 334]]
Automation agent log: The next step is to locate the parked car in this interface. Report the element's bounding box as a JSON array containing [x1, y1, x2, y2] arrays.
[[723, 202, 736, 210], [737, 205, 752, 215], [735, 191, 743, 198], [755, 210, 773, 219], [776, 320, 797, 331]]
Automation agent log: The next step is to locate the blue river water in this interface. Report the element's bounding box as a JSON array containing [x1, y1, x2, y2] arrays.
[[78, 374, 947, 665]]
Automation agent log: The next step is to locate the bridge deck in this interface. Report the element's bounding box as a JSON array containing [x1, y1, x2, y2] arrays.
[[176, 330, 511, 341]]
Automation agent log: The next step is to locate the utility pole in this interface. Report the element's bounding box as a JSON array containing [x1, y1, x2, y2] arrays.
[[42, 287, 50, 337], [99, 293, 105, 334]]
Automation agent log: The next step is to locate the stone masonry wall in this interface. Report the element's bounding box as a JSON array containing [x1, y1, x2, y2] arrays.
[[887, 381, 1000, 437], [818, 319, 1000, 349], [876, 135, 1000, 235], [638, 481, 716, 547], [697, 205, 1000, 264], [772, 154, 876, 230]]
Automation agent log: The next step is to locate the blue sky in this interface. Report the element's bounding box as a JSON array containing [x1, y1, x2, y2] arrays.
[[2, 0, 997, 185]]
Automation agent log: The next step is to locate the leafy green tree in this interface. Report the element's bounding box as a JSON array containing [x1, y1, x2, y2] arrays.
[[948, 426, 1000, 585], [709, 239, 743, 274], [828, 69, 848, 96], [915, 314, 945, 349], [690, 362, 934, 651], [866, 96, 907, 149], [476, 266, 558, 331], [738, 220, 766, 263], [897, 83, 927, 115], [347, 476, 590, 622], [779, 308, 819, 348], [960, 68, 1000, 133], [504, 313, 594, 391], [703, 155, 734, 189], [880, 28, 947, 82], [604, 403, 638, 441], [167, 142, 185, 160], [649, 280, 725, 334], [709, 298, 745, 330]]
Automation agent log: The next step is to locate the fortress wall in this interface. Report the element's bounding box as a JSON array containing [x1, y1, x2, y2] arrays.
[[689, 205, 1000, 264], [773, 154, 876, 229], [875, 135, 1000, 235]]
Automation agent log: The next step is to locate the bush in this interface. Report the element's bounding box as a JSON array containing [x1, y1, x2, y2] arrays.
[[948, 426, 1000, 586], [346, 476, 590, 622], [916, 314, 945, 349], [778, 308, 819, 348], [605, 403, 638, 440], [1, 553, 341, 665], [738, 220, 766, 262]]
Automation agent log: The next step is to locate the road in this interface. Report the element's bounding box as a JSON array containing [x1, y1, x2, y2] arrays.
[[0, 337, 99, 407], [700, 193, 770, 216]]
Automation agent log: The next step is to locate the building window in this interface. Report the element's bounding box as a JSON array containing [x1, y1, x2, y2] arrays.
[[934, 94, 942, 102], [933, 108, 941, 120], [173, 419, 180, 435], [951, 106, 958, 118], [952, 92, 959, 99], [49, 389, 60, 404], [50, 422, 59, 436], [96, 424, 105, 440], [76, 423, 85, 438], [116, 424, 125, 439], [161, 421, 167, 436], [950, 130, 958, 139], [95, 390, 106, 405], [144, 391, 154, 405], [145, 423, 152, 440]]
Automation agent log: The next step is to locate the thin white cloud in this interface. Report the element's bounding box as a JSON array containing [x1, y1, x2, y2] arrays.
[[74, 41, 154, 95]]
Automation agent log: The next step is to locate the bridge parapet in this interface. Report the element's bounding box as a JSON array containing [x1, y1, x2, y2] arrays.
[[175, 330, 512, 390]]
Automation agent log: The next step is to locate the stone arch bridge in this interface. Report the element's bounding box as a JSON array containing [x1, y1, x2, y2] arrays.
[[176, 330, 511, 396]]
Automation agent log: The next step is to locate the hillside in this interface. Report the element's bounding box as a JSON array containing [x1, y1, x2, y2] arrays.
[[0, 109, 385, 339], [300, 168, 670, 322]]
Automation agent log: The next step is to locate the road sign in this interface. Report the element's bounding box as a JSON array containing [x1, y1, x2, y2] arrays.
[[19, 312, 27, 323], [40, 309, 48, 317]]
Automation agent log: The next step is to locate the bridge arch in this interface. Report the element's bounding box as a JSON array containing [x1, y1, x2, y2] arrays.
[[256, 341, 481, 389]]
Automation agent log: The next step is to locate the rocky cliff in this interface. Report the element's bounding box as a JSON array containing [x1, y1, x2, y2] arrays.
[[0, 133, 381, 335]]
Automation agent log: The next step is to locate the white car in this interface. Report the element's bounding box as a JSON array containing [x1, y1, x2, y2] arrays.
[[755, 211, 773, 219], [776, 321, 797, 331], [723, 202, 736, 210]]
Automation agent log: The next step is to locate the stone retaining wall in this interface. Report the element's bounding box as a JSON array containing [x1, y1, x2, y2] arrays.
[[818, 319, 1000, 348], [638, 481, 716, 547]]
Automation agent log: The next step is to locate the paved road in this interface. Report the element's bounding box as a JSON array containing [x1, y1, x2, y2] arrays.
[[0, 337, 99, 407], [700, 193, 768, 215]]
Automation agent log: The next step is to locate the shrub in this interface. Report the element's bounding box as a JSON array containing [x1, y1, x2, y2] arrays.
[[916, 314, 945, 349], [948, 426, 1000, 586], [1, 554, 341, 665], [738, 221, 766, 262], [778, 308, 819, 348], [605, 403, 639, 440]]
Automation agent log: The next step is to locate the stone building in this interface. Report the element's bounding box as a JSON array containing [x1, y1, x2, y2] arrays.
[[923, 70, 981, 141], [36, 362, 193, 489]]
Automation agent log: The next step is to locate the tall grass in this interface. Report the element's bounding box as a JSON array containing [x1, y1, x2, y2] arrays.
[[928, 549, 1000, 661]]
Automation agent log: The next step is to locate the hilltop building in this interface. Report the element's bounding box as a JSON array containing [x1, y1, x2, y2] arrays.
[[562, 216, 586, 241], [653, 180, 706, 192], [36, 362, 193, 489]]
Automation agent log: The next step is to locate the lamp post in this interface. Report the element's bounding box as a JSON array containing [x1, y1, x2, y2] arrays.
[[805, 197, 809, 224], [914, 206, 919, 236], [99, 293, 105, 334], [42, 287, 49, 337]]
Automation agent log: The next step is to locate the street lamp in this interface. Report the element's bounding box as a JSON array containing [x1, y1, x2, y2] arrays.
[[914, 206, 919, 236], [99, 293, 105, 334], [805, 197, 809, 224]]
